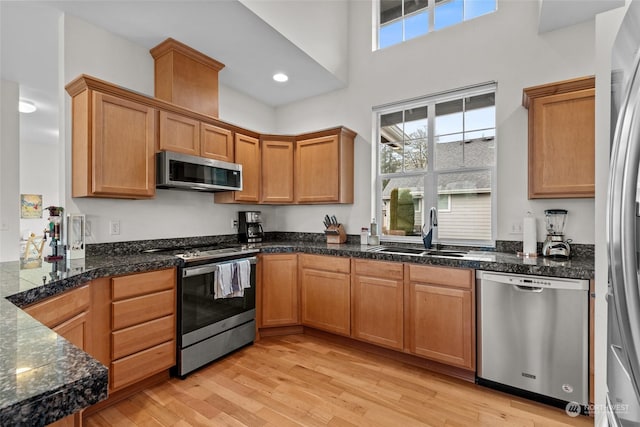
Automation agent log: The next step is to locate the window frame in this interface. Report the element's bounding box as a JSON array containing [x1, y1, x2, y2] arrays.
[[374, 0, 498, 50], [373, 81, 497, 247]]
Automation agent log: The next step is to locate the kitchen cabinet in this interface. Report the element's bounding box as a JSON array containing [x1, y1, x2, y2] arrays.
[[299, 254, 351, 336], [24, 285, 91, 427], [69, 88, 156, 199], [109, 269, 176, 391], [295, 127, 355, 204], [405, 264, 475, 370], [158, 111, 200, 156], [201, 123, 234, 162], [261, 136, 294, 203], [351, 259, 404, 350], [523, 76, 595, 199], [215, 133, 261, 203], [158, 111, 234, 162], [260, 254, 299, 327]]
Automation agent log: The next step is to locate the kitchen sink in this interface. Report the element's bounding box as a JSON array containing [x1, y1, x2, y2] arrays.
[[367, 246, 467, 258]]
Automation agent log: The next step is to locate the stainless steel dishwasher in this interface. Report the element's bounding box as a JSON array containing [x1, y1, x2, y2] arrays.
[[476, 271, 589, 408]]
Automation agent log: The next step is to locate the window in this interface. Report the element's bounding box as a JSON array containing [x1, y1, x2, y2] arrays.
[[377, 0, 497, 49], [375, 83, 496, 246]]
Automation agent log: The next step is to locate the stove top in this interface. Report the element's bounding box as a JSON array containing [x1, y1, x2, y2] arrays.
[[143, 244, 259, 263]]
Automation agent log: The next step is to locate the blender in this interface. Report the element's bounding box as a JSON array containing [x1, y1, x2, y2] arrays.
[[542, 209, 571, 258]]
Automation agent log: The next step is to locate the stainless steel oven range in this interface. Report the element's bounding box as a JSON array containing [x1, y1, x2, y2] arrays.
[[176, 247, 258, 377], [147, 245, 259, 377]]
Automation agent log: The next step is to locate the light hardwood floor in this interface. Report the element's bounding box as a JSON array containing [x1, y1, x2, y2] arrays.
[[85, 334, 592, 427]]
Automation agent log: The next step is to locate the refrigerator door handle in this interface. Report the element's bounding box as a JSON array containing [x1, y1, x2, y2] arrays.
[[608, 48, 640, 403]]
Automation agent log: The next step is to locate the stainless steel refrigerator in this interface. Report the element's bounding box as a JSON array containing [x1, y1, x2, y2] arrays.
[[608, 1, 640, 424]]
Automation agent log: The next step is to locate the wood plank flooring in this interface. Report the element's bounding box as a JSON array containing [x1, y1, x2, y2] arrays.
[[85, 334, 593, 427]]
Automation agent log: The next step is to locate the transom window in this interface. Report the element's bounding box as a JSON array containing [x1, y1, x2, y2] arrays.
[[377, 0, 497, 49], [375, 83, 496, 246]]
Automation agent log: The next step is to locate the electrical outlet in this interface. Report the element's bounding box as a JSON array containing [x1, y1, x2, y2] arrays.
[[109, 220, 121, 235], [232, 219, 238, 229], [510, 221, 523, 234]]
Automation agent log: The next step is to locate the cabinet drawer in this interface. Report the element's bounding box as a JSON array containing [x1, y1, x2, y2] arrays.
[[112, 314, 175, 360], [354, 259, 403, 280], [24, 285, 90, 328], [299, 254, 350, 273], [111, 340, 175, 391], [112, 289, 174, 330], [408, 265, 473, 289], [112, 268, 175, 300]]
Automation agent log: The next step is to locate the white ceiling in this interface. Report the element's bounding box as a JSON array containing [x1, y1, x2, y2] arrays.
[[538, 0, 625, 33], [45, 0, 345, 108]]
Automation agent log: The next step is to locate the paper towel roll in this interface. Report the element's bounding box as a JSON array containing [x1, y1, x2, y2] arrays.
[[523, 216, 537, 255]]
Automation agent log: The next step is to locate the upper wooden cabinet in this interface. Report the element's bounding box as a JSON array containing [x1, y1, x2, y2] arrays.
[[159, 111, 200, 156], [67, 75, 354, 204], [150, 38, 225, 118], [295, 127, 355, 204], [523, 76, 595, 199], [159, 111, 234, 162], [69, 88, 156, 199], [261, 136, 294, 203], [201, 123, 234, 162], [215, 133, 260, 203]]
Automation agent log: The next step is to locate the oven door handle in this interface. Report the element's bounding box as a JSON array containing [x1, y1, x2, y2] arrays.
[[182, 256, 257, 278], [183, 265, 217, 277]]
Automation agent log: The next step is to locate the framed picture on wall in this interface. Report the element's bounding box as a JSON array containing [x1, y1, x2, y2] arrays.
[[20, 194, 43, 219]]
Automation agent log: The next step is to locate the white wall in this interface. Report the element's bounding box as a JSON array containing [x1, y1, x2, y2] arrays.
[[62, 15, 278, 243], [19, 142, 60, 239], [273, 0, 597, 244], [0, 80, 21, 261]]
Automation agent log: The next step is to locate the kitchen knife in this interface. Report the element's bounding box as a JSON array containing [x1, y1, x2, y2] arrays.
[[324, 215, 331, 228], [331, 215, 338, 226]]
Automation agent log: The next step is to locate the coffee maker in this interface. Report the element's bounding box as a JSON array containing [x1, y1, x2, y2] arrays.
[[542, 209, 571, 258], [238, 211, 264, 243]]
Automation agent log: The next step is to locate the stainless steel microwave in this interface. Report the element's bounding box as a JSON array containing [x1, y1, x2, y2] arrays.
[[156, 151, 243, 192]]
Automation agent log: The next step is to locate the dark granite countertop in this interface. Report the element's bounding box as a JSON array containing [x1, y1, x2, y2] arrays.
[[0, 253, 180, 426], [0, 235, 593, 425], [257, 241, 595, 280]]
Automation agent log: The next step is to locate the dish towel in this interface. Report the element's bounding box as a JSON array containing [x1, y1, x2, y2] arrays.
[[215, 263, 234, 299], [236, 260, 251, 293]]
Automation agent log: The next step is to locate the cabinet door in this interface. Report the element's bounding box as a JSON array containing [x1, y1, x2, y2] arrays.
[[261, 139, 294, 203], [352, 260, 403, 350], [406, 282, 474, 370], [295, 134, 340, 203], [300, 268, 350, 336], [233, 133, 261, 202], [91, 92, 156, 198], [158, 111, 200, 156], [261, 254, 299, 327], [201, 123, 234, 162], [524, 77, 595, 199]]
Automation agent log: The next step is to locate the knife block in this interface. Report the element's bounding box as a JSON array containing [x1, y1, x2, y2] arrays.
[[325, 224, 347, 244]]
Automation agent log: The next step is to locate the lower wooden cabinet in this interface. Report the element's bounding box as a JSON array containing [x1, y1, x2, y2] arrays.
[[405, 264, 475, 370], [351, 259, 404, 350], [299, 254, 351, 336], [24, 285, 91, 427], [260, 254, 299, 327], [110, 269, 176, 392]]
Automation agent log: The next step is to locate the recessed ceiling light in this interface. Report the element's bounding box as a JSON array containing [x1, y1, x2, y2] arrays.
[[273, 73, 289, 83], [18, 100, 36, 114]]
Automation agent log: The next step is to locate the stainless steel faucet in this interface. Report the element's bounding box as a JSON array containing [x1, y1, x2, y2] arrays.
[[422, 207, 438, 249]]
